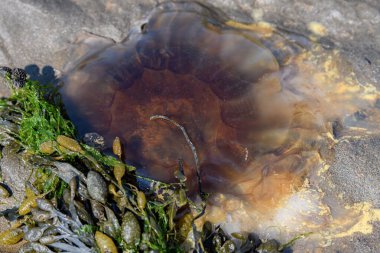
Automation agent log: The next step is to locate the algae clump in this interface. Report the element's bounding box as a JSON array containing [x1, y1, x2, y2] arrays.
[[7, 80, 75, 152]]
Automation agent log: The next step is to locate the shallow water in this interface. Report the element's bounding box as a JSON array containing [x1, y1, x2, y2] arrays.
[[59, 1, 380, 247]]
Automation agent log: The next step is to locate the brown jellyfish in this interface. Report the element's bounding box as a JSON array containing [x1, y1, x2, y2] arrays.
[[59, 2, 309, 202]]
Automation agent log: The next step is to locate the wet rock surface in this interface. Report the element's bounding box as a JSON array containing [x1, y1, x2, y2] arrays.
[[312, 136, 380, 253], [0, 142, 33, 206], [0, 142, 34, 253], [0, 1, 379, 253]]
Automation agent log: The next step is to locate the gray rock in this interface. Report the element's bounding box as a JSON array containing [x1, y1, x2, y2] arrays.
[[327, 137, 380, 207], [303, 137, 380, 253], [0, 141, 33, 208], [253, 0, 380, 86], [0, 1, 379, 253], [0, 68, 12, 98]]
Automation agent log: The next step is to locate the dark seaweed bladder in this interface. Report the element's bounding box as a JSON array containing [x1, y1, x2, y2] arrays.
[[60, 2, 369, 208]]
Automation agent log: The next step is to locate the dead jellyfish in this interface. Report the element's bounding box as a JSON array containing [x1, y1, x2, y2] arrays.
[[59, 1, 378, 228], [60, 1, 291, 193]]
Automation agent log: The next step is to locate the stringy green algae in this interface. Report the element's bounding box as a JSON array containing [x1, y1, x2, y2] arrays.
[[9, 80, 75, 151]]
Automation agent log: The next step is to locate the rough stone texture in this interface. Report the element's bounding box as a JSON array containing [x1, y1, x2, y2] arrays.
[[0, 78, 11, 98], [328, 137, 380, 208], [0, 142, 33, 206], [307, 136, 380, 253], [0, 143, 33, 253], [253, 0, 380, 86], [0, 1, 379, 253]]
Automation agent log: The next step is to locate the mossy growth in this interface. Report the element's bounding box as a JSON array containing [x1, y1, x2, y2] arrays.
[[33, 167, 68, 198], [8, 80, 75, 152]]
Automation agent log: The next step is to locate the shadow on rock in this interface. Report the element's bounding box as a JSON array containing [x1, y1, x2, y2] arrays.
[[24, 64, 58, 86]]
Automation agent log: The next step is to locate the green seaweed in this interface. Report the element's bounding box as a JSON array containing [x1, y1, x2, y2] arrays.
[[33, 167, 68, 198], [7, 80, 75, 152], [279, 232, 313, 251], [83, 144, 135, 171], [78, 224, 98, 234]]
